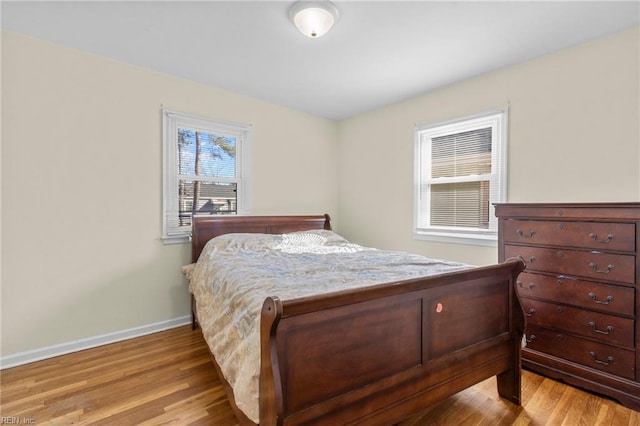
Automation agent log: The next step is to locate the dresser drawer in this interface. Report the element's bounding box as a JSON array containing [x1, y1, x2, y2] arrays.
[[524, 324, 635, 380], [521, 298, 634, 348], [503, 220, 635, 251], [505, 245, 635, 283], [516, 272, 635, 316]]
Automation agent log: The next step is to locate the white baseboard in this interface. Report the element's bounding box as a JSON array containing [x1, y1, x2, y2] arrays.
[[0, 315, 191, 370]]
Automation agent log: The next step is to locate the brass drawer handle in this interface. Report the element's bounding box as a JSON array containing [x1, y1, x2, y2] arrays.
[[589, 262, 615, 274], [589, 351, 614, 366], [588, 232, 614, 243], [556, 275, 577, 286], [518, 281, 535, 290], [516, 255, 536, 265], [589, 321, 613, 335], [516, 229, 536, 238], [588, 292, 613, 305], [525, 308, 536, 317], [525, 334, 537, 344]]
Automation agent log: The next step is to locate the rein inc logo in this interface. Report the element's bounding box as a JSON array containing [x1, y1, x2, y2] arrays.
[[0, 418, 35, 425]]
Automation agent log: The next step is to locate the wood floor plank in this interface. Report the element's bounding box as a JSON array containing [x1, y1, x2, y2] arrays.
[[2, 325, 638, 425]]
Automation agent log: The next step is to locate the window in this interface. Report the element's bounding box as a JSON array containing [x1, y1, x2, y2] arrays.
[[414, 110, 506, 246], [162, 109, 251, 243]]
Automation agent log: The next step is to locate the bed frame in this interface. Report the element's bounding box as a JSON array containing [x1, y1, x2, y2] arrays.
[[190, 214, 527, 426]]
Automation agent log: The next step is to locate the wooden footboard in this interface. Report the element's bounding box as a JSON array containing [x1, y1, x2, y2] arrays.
[[259, 258, 526, 425]]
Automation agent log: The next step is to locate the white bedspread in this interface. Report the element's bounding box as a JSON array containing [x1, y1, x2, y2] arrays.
[[184, 230, 470, 423]]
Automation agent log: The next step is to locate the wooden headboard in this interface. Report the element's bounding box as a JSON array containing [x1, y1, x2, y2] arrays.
[[191, 214, 332, 262]]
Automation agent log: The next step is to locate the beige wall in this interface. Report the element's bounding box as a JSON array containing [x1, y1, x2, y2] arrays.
[[1, 31, 338, 356], [2, 26, 639, 359], [337, 27, 640, 266]]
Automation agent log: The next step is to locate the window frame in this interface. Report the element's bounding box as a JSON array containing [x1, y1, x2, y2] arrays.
[[413, 109, 507, 247], [162, 109, 252, 244]]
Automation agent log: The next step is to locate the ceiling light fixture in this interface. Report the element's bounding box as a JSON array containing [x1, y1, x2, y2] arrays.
[[288, 1, 339, 38]]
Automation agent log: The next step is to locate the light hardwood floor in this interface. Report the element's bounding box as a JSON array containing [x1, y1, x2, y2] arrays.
[[1, 325, 639, 425]]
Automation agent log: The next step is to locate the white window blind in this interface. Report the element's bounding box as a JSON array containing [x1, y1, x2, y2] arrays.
[[414, 110, 506, 246], [162, 109, 251, 243]]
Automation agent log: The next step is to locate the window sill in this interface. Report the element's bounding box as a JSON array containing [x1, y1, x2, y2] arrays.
[[162, 234, 190, 245], [413, 230, 497, 247]]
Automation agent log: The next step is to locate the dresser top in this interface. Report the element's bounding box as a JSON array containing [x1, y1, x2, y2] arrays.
[[494, 202, 640, 220]]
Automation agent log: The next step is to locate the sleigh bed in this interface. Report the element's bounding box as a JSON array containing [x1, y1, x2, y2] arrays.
[[186, 214, 526, 426]]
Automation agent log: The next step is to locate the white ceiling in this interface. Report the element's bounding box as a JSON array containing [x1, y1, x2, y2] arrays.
[[2, 1, 639, 120]]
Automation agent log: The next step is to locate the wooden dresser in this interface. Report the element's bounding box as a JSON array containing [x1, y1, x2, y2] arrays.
[[495, 203, 640, 410]]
